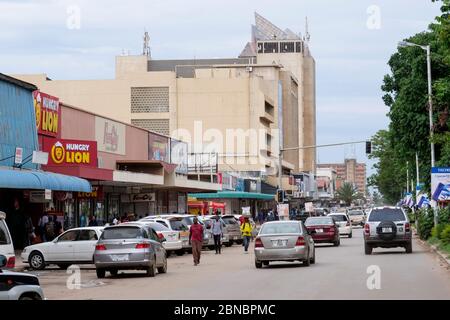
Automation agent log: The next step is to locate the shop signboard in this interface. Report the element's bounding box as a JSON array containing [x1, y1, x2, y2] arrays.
[[76, 186, 103, 200], [30, 191, 51, 203], [44, 189, 52, 200], [277, 203, 289, 220], [122, 193, 156, 203], [33, 91, 61, 138], [42, 137, 97, 167], [305, 202, 314, 213], [95, 116, 126, 155], [149, 132, 170, 162], [431, 167, 450, 202], [14, 147, 23, 165], [170, 139, 188, 174]]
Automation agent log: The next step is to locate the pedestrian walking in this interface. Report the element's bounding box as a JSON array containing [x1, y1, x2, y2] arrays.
[[211, 215, 223, 254], [38, 213, 49, 242], [44, 216, 56, 241], [189, 216, 204, 266], [240, 216, 253, 253], [24, 214, 36, 247]]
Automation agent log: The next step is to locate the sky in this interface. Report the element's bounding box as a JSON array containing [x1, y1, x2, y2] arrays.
[[0, 0, 443, 180]]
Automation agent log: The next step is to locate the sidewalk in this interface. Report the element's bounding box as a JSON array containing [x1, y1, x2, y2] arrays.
[[413, 229, 450, 268], [14, 251, 27, 272]]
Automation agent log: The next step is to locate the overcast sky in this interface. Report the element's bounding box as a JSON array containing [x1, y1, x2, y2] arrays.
[[0, 0, 442, 179]]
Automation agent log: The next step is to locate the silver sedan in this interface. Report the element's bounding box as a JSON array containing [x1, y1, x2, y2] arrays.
[[94, 223, 167, 278], [254, 221, 315, 268]]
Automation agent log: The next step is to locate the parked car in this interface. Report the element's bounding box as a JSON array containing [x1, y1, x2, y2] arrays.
[[202, 216, 230, 249], [0, 255, 45, 300], [0, 212, 15, 269], [254, 221, 315, 268], [21, 227, 104, 270], [364, 206, 412, 255], [328, 213, 352, 238], [94, 223, 167, 278], [140, 216, 190, 255], [348, 209, 366, 226], [162, 214, 210, 247], [131, 221, 182, 255], [221, 215, 243, 245], [304, 216, 340, 246]]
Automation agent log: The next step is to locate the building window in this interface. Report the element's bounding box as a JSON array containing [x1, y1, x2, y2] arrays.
[[131, 119, 170, 136], [131, 87, 169, 113]]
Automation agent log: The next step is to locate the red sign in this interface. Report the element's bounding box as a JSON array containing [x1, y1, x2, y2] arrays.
[[33, 91, 61, 137], [42, 137, 97, 167]]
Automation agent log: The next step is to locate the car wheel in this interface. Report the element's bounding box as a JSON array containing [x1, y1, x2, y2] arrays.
[[263, 261, 269, 266], [158, 255, 168, 274], [348, 233, 352, 238], [146, 258, 156, 277], [19, 294, 41, 301], [225, 241, 233, 247], [310, 248, 316, 264], [29, 251, 45, 270], [255, 260, 262, 269], [364, 242, 372, 255], [333, 239, 340, 246], [405, 241, 413, 254], [57, 264, 70, 270], [176, 249, 185, 256], [96, 268, 106, 279], [110, 269, 118, 277], [303, 250, 311, 266]]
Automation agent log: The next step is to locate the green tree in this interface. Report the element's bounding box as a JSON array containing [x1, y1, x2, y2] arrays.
[[337, 182, 360, 206], [370, 0, 450, 202]]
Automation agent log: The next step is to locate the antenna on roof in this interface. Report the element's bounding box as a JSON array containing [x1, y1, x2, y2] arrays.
[[143, 30, 151, 58], [304, 16, 311, 43]]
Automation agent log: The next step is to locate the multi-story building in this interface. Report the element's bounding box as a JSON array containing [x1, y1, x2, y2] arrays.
[[13, 13, 316, 190], [317, 159, 367, 195]]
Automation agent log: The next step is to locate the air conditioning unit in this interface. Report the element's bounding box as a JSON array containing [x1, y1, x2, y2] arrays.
[[246, 66, 253, 72], [293, 192, 301, 198]]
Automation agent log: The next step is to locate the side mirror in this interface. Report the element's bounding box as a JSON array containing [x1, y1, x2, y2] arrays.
[[0, 255, 6, 268], [161, 237, 167, 243]]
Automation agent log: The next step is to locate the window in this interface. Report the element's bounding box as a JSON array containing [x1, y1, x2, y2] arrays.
[[156, 220, 169, 228], [148, 228, 159, 241], [222, 217, 238, 225], [78, 230, 98, 241], [148, 222, 170, 232], [169, 219, 189, 231], [101, 227, 143, 240], [368, 209, 405, 222], [330, 215, 347, 222], [260, 223, 301, 235], [304, 217, 334, 226], [0, 221, 11, 245], [58, 230, 79, 242]]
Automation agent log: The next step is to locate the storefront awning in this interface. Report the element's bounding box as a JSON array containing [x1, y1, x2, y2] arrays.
[[188, 191, 275, 200], [0, 168, 91, 192]]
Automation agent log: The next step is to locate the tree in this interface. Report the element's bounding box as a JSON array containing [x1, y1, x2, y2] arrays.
[[370, 0, 450, 203], [337, 182, 360, 206]]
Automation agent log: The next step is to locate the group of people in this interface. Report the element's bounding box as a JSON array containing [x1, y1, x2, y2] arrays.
[[256, 209, 279, 224], [188, 213, 255, 266]]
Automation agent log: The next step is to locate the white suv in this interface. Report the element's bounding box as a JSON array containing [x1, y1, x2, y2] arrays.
[[0, 212, 15, 269], [364, 207, 412, 254]]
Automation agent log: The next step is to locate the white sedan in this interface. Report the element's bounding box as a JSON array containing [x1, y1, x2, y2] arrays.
[[21, 227, 104, 270], [328, 213, 352, 238], [130, 221, 182, 254]]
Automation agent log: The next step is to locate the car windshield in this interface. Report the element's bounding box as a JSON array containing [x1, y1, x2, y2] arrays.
[[0, 220, 11, 245], [222, 217, 238, 225], [260, 223, 301, 234], [101, 227, 143, 239], [183, 216, 204, 226], [368, 209, 405, 222], [169, 219, 189, 231], [348, 210, 364, 216], [330, 215, 347, 222], [305, 217, 334, 226]]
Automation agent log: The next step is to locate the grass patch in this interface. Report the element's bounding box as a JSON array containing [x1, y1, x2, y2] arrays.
[[427, 237, 450, 259]]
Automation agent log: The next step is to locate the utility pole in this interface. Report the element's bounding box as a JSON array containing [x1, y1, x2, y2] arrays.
[[406, 161, 409, 194]]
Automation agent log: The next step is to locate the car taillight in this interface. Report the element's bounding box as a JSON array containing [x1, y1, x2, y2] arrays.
[[95, 244, 107, 251], [295, 236, 305, 246], [254, 238, 264, 248], [157, 233, 164, 240], [135, 243, 150, 249], [364, 224, 370, 234], [346, 221, 350, 226], [6, 256, 15, 268], [405, 223, 410, 232]]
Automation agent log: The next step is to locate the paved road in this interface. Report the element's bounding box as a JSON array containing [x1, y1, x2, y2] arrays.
[[31, 228, 450, 300]]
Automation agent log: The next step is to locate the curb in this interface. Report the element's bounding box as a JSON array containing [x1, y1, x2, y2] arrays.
[[414, 230, 450, 268]]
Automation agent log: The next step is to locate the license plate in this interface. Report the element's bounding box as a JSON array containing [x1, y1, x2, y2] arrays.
[[180, 231, 189, 237], [316, 229, 323, 233], [272, 240, 287, 247], [233, 236, 238, 240], [111, 254, 129, 262], [382, 227, 392, 233]]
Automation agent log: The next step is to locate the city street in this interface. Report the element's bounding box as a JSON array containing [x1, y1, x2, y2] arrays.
[[31, 229, 450, 300]]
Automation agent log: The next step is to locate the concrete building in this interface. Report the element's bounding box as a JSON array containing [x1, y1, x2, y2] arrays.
[[316, 168, 337, 200], [317, 159, 367, 195], [13, 13, 316, 189]]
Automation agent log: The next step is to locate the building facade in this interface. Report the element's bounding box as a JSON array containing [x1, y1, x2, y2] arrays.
[[13, 13, 316, 190], [317, 159, 367, 195]]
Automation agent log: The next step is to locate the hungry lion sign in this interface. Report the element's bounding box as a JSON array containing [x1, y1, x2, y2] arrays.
[[33, 91, 61, 137], [43, 138, 98, 167]]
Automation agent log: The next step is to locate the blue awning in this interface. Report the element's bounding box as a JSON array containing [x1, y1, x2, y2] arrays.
[[0, 168, 91, 192]]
